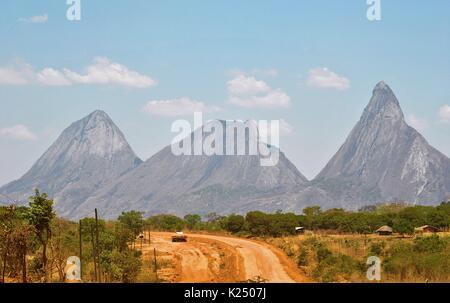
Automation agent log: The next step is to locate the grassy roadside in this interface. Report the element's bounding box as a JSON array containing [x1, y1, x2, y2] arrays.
[[264, 232, 450, 282]]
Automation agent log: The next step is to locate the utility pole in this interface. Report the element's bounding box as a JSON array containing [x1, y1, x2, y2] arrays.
[[79, 220, 83, 281], [95, 209, 101, 283]]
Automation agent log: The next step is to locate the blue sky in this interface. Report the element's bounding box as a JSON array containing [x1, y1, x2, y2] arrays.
[[0, 0, 449, 185]]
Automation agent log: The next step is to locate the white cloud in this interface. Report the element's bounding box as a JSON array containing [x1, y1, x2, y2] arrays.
[[0, 125, 37, 141], [18, 14, 48, 24], [438, 105, 450, 123], [229, 90, 291, 109], [306, 67, 350, 91], [227, 74, 291, 109], [406, 115, 428, 130], [227, 75, 271, 95], [37, 68, 72, 86], [0, 57, 156, 88], [63, 57, 156, 88], [0, 67, 29, 85], [142, 98, 221, 117], [0, 62, 35, 85]]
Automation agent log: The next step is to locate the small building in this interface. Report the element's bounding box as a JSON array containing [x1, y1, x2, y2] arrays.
[[415, 225, 439, 233], [295, 227, 305, 234], [375, 225, 393, 236]]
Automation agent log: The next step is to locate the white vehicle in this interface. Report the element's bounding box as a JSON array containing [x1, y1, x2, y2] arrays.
[[171, 232, 188, 242]]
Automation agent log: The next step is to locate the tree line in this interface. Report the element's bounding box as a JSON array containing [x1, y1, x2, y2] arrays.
[[147, 202, 450, 237]]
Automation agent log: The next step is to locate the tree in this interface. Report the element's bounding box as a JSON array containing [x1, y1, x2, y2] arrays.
[[225, 214, 246, 233], [245, 211, 270, 236], [184, 214, 201, 230], [10, 224, 34, 283], [393, 218, 414, 236], [113, 222, 135, 252], [0, 206, 17, 283], [147, 214, 186, 231], [302, 206, 322, 230], [26, 190, 55, 282], [111, 249, 142, 283], [269, 212, 300, 237], [118, 211, 144, 237], [49, 219, 78, 282]]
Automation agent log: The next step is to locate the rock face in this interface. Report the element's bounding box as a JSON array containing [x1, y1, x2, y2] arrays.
[[314, 82, 450, 208], [0, 110, 142, 217], [74, 120, 310, 219]]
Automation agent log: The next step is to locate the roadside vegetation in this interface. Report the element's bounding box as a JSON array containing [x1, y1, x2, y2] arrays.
[[1, 189, 449, 283], [0, 190, 146, 283], [268, 233, 450, 282]]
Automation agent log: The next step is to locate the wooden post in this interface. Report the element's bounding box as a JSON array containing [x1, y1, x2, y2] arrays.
[[90, 226, 97, 282], [79, 220, 83, 281], [95, 209, 101, 283], [153, 248, 158, 281]]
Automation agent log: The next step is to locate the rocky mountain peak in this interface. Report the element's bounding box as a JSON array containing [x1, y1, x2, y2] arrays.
[[61, 110, 132, 159], [363, 81, 404, 122], [315, 81, 450, 208], [0, 110, 142, 217]]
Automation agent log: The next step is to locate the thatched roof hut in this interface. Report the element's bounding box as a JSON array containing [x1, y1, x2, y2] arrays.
[[295, 227, 305, 234], [414, 225, 439, 233], [375, 225, 393, 235]]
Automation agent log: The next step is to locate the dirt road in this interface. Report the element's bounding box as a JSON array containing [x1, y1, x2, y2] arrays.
[[142, 232, 306, 283], [190, 234, 295, 282]]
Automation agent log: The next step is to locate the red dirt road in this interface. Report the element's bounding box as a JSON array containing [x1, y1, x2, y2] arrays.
[[145, 232, 306, 283]]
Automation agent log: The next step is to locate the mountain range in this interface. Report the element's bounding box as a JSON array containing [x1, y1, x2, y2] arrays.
[[1, 82, 449, 219]]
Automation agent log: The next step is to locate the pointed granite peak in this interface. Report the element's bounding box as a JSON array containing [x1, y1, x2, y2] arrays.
[[373, 81, 390, 91], [83, 109, 112, 123], [89, 109, 108, 117], [363, 81, 403, 121]]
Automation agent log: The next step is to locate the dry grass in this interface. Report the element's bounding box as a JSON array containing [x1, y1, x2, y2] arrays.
[[265, 232, 450, 283]]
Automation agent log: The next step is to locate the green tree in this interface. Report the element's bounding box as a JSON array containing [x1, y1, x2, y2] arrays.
[[225, 214, 246, 233], [26, 190, 55, 282], [302, 206, 322, 230], [111, 249, 142, 283], [118, 211, 144, 237], [269, 212, 299, 237], [393, 217, 414, 235], [245, 211, 270, 236], [113, 222, 135, 252], [147, 214, 185, 231], [184, 214, 201, 230]]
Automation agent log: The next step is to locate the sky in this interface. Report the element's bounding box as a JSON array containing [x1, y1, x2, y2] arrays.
[[0, 0, 449, 186]]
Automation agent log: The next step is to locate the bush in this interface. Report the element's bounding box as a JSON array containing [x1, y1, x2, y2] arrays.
[[414, 235, 447, 253], [225, 214, 246, 233], [297, 248, 308, 267], [384, 237, 450, 281], [111, 249, 142, 283]]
